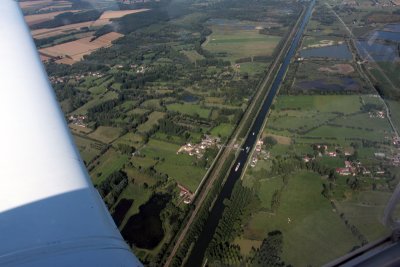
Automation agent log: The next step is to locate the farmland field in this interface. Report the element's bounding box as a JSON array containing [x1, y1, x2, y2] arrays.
[[210, 123, 234, 138], [24, 10, 80, 26], [243, 171, 360, 266], [88, 126, 122, 143], [90, 148, 129, 185], [72, 134, 104, 163], [137, 111, 166, 133], [274, 95, 362, 114], [31, 21, 107, 39], [204, 22, 281, 62], [71, 91, 118, 115], [141, 139, 206, 191], [167, 103, 211, 119], [39, 32, 124, 63], [94, 9, 149, 25]]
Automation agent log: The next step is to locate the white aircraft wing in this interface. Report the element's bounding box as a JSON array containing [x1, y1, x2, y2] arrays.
[[0, 1, 141, 266]]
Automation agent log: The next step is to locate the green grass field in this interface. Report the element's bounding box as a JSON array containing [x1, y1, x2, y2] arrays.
[[152, 132, 184, 144], [117, 182, 152, 228], [125, 166, 157, 187], [73, 134, 104, 163], [210, 123, 234, 138], [243, 171, 359, 266], [90, 148, 129, 185], [275, 95, 362, 114], [88, 126, 122, 143], [88, 85, 107, 95], [304, 125, 385, 142], [332, 113, 392, 132], [71, 91, 118, 115], [238, 62, 269, 76], [140, 139, 206, 191], [269, 110, 337, 131], [167, 103, 210, 119], [114, 132, 144, 147], [337, 190, 391, 242], [181, 50, 205, 62], [203, 23, 280, 62], [137, 111, 165, 133], [140, 99, 162, 110], [127, 108, 149, 116], [377, 62, 400, 86]]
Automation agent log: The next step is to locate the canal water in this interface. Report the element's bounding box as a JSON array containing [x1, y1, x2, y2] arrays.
[[184, 1, 316, 265]]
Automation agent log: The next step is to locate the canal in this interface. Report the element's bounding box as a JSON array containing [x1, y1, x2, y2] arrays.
[[185, 0, 315, 265]]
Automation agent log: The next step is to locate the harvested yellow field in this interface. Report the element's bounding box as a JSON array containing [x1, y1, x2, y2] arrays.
[[24, 10, 80, 26], [19, 0, 53, 9], [39, 2, 72, 11], [31, 21, 109, 39], [92, 9, 149, 26], [39, 32, 124, 63], [29, 8, 149, 39], [100, 9, 149, 20]]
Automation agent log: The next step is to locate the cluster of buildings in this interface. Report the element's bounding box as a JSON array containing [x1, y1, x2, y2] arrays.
[[177, 135, 221, 158], [316, 144, 353, 157], [378, 151, 400, 166], [392, 136, 400, 146], [115, 64, 147, 74], [49, 72, 103, 85], [336, 161, 359, 176], [302, 143, 391, 176], [251, 140, 270, 167], [68, 115, 87, 127], [177, 184, 193, 204], [369, 110, 385, 119], [335, 160, 384, 176]]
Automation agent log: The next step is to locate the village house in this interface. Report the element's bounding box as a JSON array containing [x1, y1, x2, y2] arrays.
[[327, 151, 337, 157], [336, 167, 352, 176], [177, 184, 193, 204], [68, 115, 87, 127]]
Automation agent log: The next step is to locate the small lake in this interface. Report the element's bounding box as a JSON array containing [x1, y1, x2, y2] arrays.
[[181, 94, 199, 102], [356, 41, 399, 62], [370, 30, 400, 42], [121, 194, 170, 249], [299, 44, 352, 60], [383, 23, 400, 33], [112, 198, 133, 227], [296, 77, 360, 91]]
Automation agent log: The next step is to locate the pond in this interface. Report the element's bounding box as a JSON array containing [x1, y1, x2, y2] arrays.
[[299, 44, 352, 60], [383, 23, 400, 33], [370, 30, 400, 42], [296, 77, 360, 91], [181, 94, 199, 103], [112, 198, 133, 227], [121, 194, 170, 250], [356, 41, 399, 62]]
